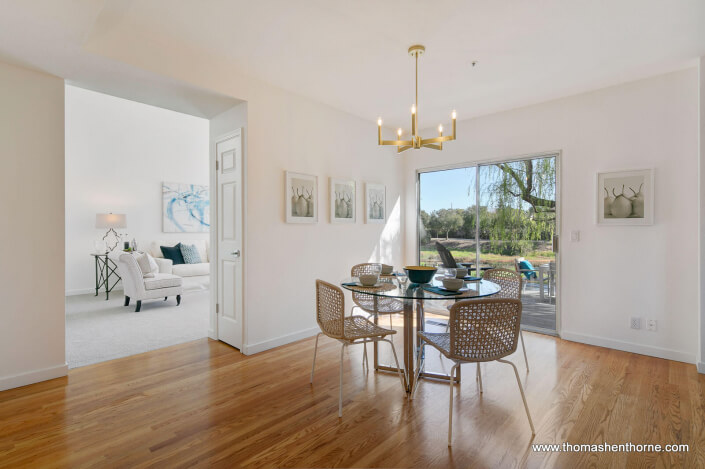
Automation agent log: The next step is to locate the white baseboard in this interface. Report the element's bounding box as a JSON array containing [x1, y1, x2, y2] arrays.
[[561, 331, 695, 364], [208, 329, 216, 340], [0, 363, 68, 391], [242, 327, 320, 355], [697, 362, 705, 374]]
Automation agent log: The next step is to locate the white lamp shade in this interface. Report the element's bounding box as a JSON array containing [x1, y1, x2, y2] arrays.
[[95, 213, 127, 229]]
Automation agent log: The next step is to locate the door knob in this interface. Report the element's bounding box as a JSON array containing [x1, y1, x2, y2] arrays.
[[231, 250, 241, 257]]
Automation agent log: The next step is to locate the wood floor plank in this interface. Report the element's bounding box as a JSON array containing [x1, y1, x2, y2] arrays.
[[0, 334, 702, 468]]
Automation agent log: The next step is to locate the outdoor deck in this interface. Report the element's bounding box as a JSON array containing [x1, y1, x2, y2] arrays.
[[423, 283, 556, 333]]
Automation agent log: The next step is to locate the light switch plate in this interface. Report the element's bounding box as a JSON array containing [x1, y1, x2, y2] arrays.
[[570, 230, 580, 242]]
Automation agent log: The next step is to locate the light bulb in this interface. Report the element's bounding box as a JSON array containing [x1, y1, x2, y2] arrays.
[[397, 128, 402, 137], [411, 105, 416, 114], [377, 117, 382, 126], [451, 110, 457, 120], [438, 124, 443, 133]]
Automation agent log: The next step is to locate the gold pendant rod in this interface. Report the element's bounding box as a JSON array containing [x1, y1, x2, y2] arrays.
[[415, 51, 418, 141]]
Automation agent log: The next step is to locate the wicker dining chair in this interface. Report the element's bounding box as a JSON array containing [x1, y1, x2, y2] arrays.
[[411, 298, 535, 446], [482, 268, 530, 372], [350, 263, 403, 365], [310, 280, 406, 417]]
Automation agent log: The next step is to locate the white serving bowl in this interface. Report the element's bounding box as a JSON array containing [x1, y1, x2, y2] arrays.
[[454, 267, 468, 278], [359, 274, 379, 286], [442, 277, 464, 291]]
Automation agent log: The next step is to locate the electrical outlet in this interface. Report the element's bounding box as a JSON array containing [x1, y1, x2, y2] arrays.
[[647, 319, 657, 332], [630, 317, 641, 330]]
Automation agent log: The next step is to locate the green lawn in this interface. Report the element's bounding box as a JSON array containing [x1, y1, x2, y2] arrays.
[[419, 248, 554, 269]]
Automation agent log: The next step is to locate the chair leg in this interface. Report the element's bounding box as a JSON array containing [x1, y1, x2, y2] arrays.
[[310, 333, 321, 384], [520, 330, 530, 372], [362, 342, 368, 370], [476, 362, 483, 393], [381, 338, 407, 396], [124, 296, 130, 306], [448, 363, 460, 447], [497, 358, 535, 435], [339, 343, 346, 418], [176, 295, 181, 306], [411, 342, 425, 400], [135, 300, 141, 312]]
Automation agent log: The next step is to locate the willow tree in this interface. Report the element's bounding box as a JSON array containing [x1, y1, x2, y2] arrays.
[[473, 157, 556, 254]]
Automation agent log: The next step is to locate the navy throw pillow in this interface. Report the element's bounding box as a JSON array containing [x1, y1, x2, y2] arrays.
[[161, 243, 185, 265]]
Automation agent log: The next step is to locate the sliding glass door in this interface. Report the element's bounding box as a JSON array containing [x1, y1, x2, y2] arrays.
[[418, 154, 558, 334]]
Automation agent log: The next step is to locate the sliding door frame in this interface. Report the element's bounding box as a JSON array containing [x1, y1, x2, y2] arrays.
[[415, 150, 563, 337]]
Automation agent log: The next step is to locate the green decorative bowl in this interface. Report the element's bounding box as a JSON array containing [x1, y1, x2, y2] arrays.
[[404, 266, 437, 284]]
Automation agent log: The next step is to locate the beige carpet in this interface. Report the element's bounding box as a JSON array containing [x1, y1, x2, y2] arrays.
[[65, 290, 210, 368]]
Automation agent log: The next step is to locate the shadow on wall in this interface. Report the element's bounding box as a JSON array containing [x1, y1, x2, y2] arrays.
[[367, 197, 402, 265]]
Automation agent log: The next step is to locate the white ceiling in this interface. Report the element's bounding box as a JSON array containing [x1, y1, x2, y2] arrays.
[[0, 1, 704, 125]]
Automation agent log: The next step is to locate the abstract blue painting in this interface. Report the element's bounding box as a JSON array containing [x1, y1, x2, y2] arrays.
[[162, 182, 210, 232]]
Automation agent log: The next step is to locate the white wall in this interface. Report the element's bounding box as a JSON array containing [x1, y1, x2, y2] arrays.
[[699, 58, 705, 372], [65, 86, 209, 294], [211, 89, 403, 353], [0, 60, 66, 390], [404, 68, 699, 363]]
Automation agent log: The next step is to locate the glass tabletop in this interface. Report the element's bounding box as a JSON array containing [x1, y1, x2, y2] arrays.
[[340, 275, 501, 300]]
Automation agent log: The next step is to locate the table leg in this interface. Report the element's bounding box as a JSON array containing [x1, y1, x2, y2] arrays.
[[104, 256, 110, 300], [94, 256, 99, 296], [404, 297, 414, 393], [539, 268, 545, 301]]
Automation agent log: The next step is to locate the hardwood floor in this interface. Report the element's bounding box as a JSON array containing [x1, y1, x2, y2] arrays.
[[1, 331, 704, 468]]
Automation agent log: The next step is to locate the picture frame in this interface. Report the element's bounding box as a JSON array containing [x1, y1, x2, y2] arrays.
[[597, 168, 654, 225], [286, 171, 318, 223], [162, 182, 210, 233], [330, 178, 356, 224], [365, 182, 386, 224]]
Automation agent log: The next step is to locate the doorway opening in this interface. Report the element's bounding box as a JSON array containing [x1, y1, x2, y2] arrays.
[[64, 85, 245, 368], [417, 153, 559, 335]]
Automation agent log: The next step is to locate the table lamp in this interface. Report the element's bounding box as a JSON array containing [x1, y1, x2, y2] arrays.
[[96, 213, 127, 252]]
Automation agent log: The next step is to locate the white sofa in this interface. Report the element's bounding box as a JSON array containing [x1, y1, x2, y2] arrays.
[[149, 240, 210, 291]]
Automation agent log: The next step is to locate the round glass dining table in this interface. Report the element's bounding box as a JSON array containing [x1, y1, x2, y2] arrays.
[[340, 274, 501, 393]]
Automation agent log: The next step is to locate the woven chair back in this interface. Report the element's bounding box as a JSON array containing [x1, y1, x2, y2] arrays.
[[315, 279, 345, 339], [482, 268, 522, 300], [448, 298, 522, 362]]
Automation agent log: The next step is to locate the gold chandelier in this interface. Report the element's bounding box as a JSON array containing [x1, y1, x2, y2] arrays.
[[377, 45, 457, 153]]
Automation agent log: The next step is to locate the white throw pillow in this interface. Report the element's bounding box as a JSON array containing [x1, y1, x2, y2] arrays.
[[134, 253, 152, 277], [146, 253, 159, 273]]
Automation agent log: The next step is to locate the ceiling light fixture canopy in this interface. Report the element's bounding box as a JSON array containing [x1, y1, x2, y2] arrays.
[[377, 45, 456, 153]]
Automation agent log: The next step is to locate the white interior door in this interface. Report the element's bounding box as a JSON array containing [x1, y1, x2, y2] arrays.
[[216, 130, 243, 349]]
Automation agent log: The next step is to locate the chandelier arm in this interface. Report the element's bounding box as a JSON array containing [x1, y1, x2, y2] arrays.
[[381, 139, 414, 146], [422, 143, 442, 151], [397, 145, 413, 153], [420, 135, 455, 145]]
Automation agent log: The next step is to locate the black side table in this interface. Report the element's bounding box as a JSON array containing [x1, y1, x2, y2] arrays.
[[91, 253, 121, 300]]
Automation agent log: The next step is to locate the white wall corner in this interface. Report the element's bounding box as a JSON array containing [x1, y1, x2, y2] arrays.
[[699, 57, 705, 371], [0, 363, 68, 392], [561, 331, 696, 365], [241, 327, 320, 356]]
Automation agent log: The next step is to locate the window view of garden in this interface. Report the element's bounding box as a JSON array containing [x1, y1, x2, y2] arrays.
[[419, 155, 557, 331]]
